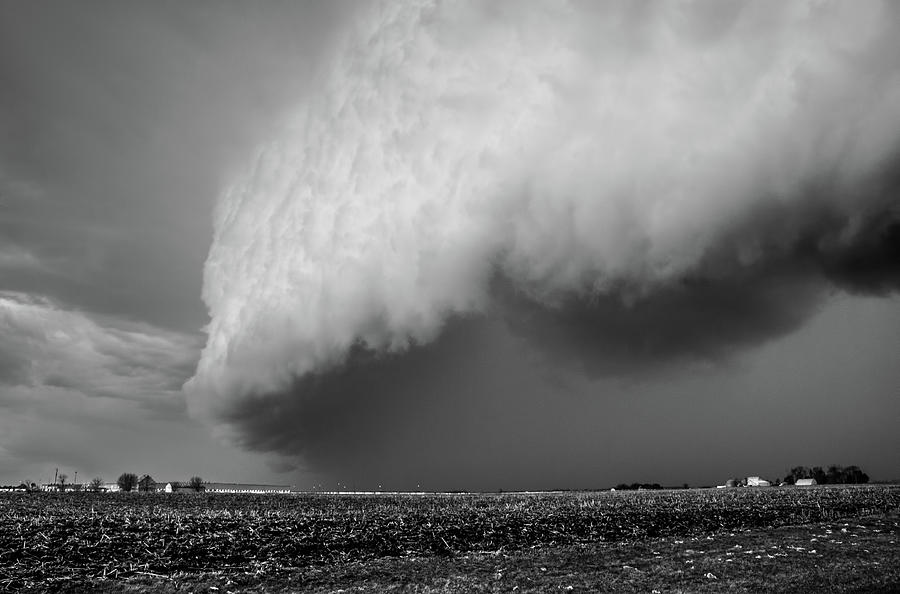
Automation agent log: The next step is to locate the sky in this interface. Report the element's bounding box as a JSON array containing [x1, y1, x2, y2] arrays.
[[1, 0, 898, 490]]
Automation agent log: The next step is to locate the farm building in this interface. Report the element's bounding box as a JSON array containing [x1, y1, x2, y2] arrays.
[[795, 478, 817, 486], [203, 483, 292, 494], [38, 483, 85, 491], [0, 484, 30, 492], [138, 475, 157, 492], [159, 482, 196, 493], [746, 477, 771, 487], [155, 482, 291, 494]]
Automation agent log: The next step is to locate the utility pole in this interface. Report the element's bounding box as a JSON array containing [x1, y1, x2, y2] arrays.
[[74, 471, 77, 486], [54, 468, 58, 485]]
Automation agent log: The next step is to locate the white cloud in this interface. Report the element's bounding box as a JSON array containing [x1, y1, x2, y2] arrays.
[[0, 291, 200, 408], [187, 0, 900, 423]]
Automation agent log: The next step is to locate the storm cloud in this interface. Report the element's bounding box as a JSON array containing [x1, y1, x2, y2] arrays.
[[187, 1, 900, 486]]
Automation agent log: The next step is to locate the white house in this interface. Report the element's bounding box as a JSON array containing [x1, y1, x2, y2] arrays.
[[746, 476, 771, 487], [795, 478, 817, 486], [157, 482, 291, 494]]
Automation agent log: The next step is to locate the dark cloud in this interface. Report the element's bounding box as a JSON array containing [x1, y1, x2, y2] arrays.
[[499, 194, 900, 376], [496, 275, 822, 378], [821, 218, 900, 294], [219, 317, 599, 489], [212, 295, 900, 490]]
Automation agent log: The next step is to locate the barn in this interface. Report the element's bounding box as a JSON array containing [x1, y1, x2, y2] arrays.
[[138, 475, 157, 492], [795, 478, 817, 486]]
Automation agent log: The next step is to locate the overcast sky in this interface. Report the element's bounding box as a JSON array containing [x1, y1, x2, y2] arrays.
[[1, 1, 898, 490]]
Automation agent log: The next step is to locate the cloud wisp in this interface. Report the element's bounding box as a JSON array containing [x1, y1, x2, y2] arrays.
[[0, 291, 200, 413], [187, 1, 900, 485]]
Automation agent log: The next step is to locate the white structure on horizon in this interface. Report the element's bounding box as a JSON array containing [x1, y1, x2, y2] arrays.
[[795, 478, 817, 486], [155, 482, 292, 494], [203, 482, 292, 494], [746, 476, 771, 487]]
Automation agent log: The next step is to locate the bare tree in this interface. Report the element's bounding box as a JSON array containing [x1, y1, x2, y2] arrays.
[[188, 476, 205, 492], [117, 472, 138, 492], [58, 473, 68, 492], [89, 477, 103, 492]]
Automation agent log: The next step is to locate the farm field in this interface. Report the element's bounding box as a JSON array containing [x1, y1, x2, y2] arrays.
[[1, 485, 898, 592]]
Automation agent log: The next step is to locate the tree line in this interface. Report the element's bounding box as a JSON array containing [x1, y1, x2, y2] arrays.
[[613, 483, 664, 491], [782, 465, 869, 485], [15, 473, 207, 492], [114, 473, 205, 492]]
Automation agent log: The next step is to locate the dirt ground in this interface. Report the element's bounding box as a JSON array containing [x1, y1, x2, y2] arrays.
[[52, 512, 899, 593]]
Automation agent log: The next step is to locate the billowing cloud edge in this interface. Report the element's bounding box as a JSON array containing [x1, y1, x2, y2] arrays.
[[185, 0, 900, 470]]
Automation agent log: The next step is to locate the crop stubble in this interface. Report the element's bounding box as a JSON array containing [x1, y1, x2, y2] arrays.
[[0, 485, 897, 590]]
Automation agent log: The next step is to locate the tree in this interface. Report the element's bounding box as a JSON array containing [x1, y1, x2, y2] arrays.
[[89, 477, 103, 492], [844, 465, 869, 484], [117, 472, 138, 492], [812, 466, 826, 484], [58, 473, 68, 492], [826, 465, 842, 484], [188, 476, 205, 492], [790, 466, 811, 480]]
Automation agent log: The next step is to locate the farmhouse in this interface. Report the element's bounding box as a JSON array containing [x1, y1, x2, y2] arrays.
[[155, 482, 292, 494], [795, 478, 817, 486], [159, 482, 196, 493]]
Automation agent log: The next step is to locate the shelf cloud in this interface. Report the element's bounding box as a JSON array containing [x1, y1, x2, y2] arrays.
[[186, 0, 900, 484]]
